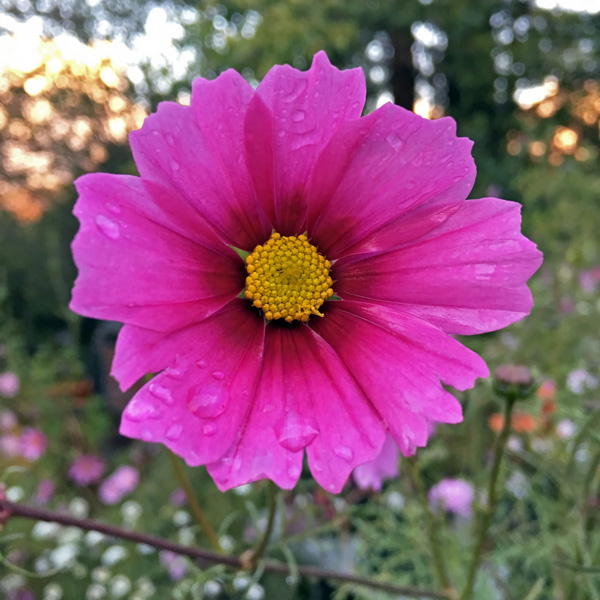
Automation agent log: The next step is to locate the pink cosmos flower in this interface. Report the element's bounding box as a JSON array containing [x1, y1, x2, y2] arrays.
[[579, 267, 600, 294], [98, 465, 139, 505], [429, 478, 475, 517], [34, 478, 55, 505], [20, 427, 47, 461], [68, 454, 106, 486], [0, 372, 20, 398], [70, 52, 542, 493], [353, 434, 400, 492], [0, 410, 18, 431], [160, 551, 188, 581], [0, 433, 22, 458]]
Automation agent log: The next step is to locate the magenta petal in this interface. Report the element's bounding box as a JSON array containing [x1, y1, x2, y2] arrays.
[[312, 301, 488, 454], [307, 104, 475, 259], [206, 328, 304, 492], [70, 174, 243, 331], [119, 301, 265, 466], [353, 434, 400, 492], [335, 198, 543, 334], [244, 51, 366, 235], [130, 70, 270, 250], [207, 323, 384, 493], [273, 326, 385, 493]]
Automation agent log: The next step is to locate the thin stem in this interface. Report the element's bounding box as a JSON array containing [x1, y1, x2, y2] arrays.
[[408, 459, 456, 598], [168, 451, 223, 554], [460, 398, 515, 600], [0, 498, 448, 599], [252, 481, 277, 563]]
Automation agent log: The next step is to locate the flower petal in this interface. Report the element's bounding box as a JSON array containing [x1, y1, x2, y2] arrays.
[[307, 103, 475, 259], [70, 174, 243, 331], [206, 328, 303, 491], [130, 70, 271, 250], [353, 434, 400, 492], [244, 51, 366, 235], [118, 300, 265, 466], [311, 301, 488, 454], [335, 198, 543, 334], [207, 322, 384, 493]]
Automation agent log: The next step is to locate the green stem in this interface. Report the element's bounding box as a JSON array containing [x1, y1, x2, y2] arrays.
[[409, 459, 455, 598], [168, 451, 223, 554], [252, 481, 277, 563], [460, 398, 515, 600]]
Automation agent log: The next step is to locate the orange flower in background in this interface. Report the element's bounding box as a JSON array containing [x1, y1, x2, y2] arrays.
[[537, 379, 556, 401], [488, 412, 538, 434]]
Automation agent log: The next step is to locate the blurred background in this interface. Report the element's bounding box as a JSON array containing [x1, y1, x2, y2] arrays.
[[0, 1, 599, 599]]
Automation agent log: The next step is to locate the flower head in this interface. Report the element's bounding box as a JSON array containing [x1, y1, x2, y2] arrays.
[[0, 433, 22, 459], [160, 551, 188, 581], [0, 410, 18, 431], [68, 454, 106, 486], [70, 52, 542, 493], [0, 372, 20, 398], [429, 478, 475, 517], [98, 466, 139, 505], [34, 479, 55, 505], [20, 428, 47, 461]]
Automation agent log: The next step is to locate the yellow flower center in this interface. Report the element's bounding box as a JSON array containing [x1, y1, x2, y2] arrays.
[[244, 232, 334, 323]]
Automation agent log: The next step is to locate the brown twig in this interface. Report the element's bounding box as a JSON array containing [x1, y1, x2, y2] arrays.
[[0, 498, 448, 599]]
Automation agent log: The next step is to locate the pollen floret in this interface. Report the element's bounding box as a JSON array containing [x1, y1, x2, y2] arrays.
[[245, 232, 334, 322]]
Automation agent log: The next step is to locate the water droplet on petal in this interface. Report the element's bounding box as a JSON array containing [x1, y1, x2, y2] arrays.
[[166, 423, 183, 441], [287, 466, 301, 479], [95, 215, 120, 239], [196, 360, 207, 369], [292, 109, 305, 122], [165, 367, 182, 381], [385, 132, 404, 152], [125, 399, 162, 421], [212, 371, 225, 381], [165, 133, 175, 145], [170, 160, 180, 172], [202, 423, 217, 436], [141, 429, 154, 441], [105, 202, 121, 215], [333, 445, 353, 462], [149, 383, 173, 405], [187, 383, 228, 418], [276, 416, 319, 453], [262, 404, 275, 414]]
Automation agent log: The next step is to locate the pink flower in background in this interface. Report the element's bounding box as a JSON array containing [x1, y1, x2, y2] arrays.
[[160, 551, 188, 581], [0, 433, 22, 458], [0, 410, 17, 431], [20, 428, 47, 461], [99, 466, 139, 505], [0, 372, 20, 398], [34, 479, 55, 505], [68, 454, 106, 486], [353, 434, 400, 492], [579, 267, 600, 294], [70, 52, 542, 493], [429, 478, 475, 517], [170, 488, 187, 507]]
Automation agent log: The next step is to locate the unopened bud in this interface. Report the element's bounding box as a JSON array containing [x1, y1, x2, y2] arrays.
[[493, 364, 535, 402]]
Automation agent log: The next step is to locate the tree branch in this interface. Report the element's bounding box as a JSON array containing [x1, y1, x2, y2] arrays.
[[0, 498, 448, 599]]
